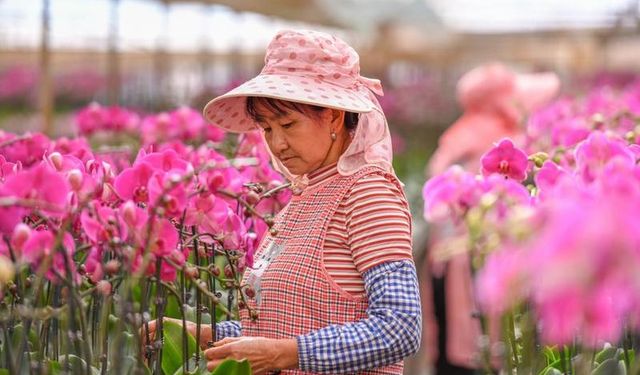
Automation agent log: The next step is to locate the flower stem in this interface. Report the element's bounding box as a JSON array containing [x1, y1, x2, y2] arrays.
[[193, 226, 202, 364]]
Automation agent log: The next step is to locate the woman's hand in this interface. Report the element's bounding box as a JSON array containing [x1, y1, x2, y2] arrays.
[[204, 336, 298, 374], [143, 317, 213, 350]]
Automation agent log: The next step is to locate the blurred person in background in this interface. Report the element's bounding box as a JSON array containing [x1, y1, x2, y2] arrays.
[[421, 62, 559, 374]]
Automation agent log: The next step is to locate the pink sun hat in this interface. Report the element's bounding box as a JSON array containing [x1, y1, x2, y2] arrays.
[[456, 62, 560, 121], [203, 29, 384, 133]]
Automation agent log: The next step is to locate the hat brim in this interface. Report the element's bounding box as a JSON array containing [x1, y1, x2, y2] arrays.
[[203, 74, 376, 133]]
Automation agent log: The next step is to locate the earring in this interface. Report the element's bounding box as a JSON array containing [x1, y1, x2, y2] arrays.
[[330, 132, 337, 141]]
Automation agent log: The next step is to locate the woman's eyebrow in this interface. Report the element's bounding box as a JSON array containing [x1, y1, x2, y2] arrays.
[[256, 112, 286, 123]]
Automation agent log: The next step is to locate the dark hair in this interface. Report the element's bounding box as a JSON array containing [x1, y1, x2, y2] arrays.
[[245, 96, 359, 130]]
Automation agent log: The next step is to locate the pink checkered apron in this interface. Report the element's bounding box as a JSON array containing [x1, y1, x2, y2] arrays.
[[240, 166, 404, 374]]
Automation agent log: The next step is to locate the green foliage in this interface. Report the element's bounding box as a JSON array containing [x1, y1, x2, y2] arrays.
[[162, 321, 198, 375]]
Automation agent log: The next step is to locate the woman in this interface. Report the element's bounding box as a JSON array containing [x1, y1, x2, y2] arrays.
[[149, 29, 421, 374]]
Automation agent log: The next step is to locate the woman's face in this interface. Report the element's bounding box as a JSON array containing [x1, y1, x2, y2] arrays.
[[254, 104, 337, 176]]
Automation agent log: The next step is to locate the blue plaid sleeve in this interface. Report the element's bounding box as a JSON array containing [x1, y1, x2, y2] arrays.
[[296, 260, 422, 373], [215, 320, 242, 341]]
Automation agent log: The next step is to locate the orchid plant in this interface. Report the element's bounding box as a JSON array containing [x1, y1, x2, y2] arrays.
[[423, 83, 640, 374], [0, 103, 289, 374]]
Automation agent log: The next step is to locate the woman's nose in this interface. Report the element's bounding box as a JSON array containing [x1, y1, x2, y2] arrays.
[[270, 128, 288, 154]]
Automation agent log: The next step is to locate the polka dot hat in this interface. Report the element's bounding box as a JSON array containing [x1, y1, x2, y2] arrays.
[[203, 29, 384, 133]]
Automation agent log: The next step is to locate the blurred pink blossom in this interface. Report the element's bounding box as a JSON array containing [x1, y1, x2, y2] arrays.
[[422, 166, 480, 222], [574, 131, 635, 182]]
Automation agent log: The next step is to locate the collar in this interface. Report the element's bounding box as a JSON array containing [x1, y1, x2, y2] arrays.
[[306, 162, 339, 188]]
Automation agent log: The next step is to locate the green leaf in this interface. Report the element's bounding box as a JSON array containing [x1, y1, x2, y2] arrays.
[[47, 360, 62, 375], [58, 354, 101, 375], [595, 347, 622, 364], [120, 355, 151, 375], [0, 369, 9, 375], [592, 358, 626, 375], [162, 320, 198, 375], [165, 295, 183, 319], [210, 359, 251, 375], [9, 324, 38, 352], [539, 367, 563, 375], [538, 359, 562, 375], [544, 346, 560, 364], [172, 357, 208, 375]]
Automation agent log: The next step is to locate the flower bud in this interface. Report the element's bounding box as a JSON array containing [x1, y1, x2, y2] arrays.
[[208, 264, 221, 277], [252, 184, 264, 194], [11, 223, 31, 249], [105, 259, 120, 275], [185, 266, 199, 280], [528, 152, 549, 168], [67, 169, 83, 191], [0, 256, 15, 286], [96, 280, 112, 296], [48, 152, 63, 171], [85, 159, 97, 174], [591, 113, 605, 127], [625, 131, 636, 143], [101, 184, 113, 201], [224, 264, 234, 278], [102, 162, 114, 180], [245, 191, 260, 205], [122, 201, 137, 226], [244, 286, 256, 299], [264, 215, 274, 227]]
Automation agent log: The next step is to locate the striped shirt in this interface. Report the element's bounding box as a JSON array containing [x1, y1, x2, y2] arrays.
[[307, 163, 413, 295], [215, 165, 421, 372]]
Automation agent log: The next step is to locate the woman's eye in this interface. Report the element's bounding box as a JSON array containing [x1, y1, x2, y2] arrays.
[[281, 122, 294, 129]]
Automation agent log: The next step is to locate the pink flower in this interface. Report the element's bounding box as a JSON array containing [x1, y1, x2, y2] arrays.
[[582, 282, 627, 345], [129, 218, 183, 282], [550, 118, 590, 148], [217, 208, 247, 251], [480, 174, 532, 219], [0, 132, 51, 167], [0, 186, 25, 234], [0, 155, 19, 183], [147, 171, 189, 218], [84, 247, 104, 283], [481, 138, 529, 181], [21, 230, 77, 283], [422, 166, 481, 222], [136, 149, 192, 174], [574, 131, 635, 182], [75, 103, 140, 136], [534, 161, 570, 199], [120, 200, 148, 229], [80, 203, 128, 244], [53, 137, 95, 163], [147, 219, 178, 257], [184, 193, 229, 236], [536, 287, 584, 346], [2, 163, 70, 216], [141, 112, 172, 145], [113, 162, 155, 203], [477, 247, 528, 316]]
